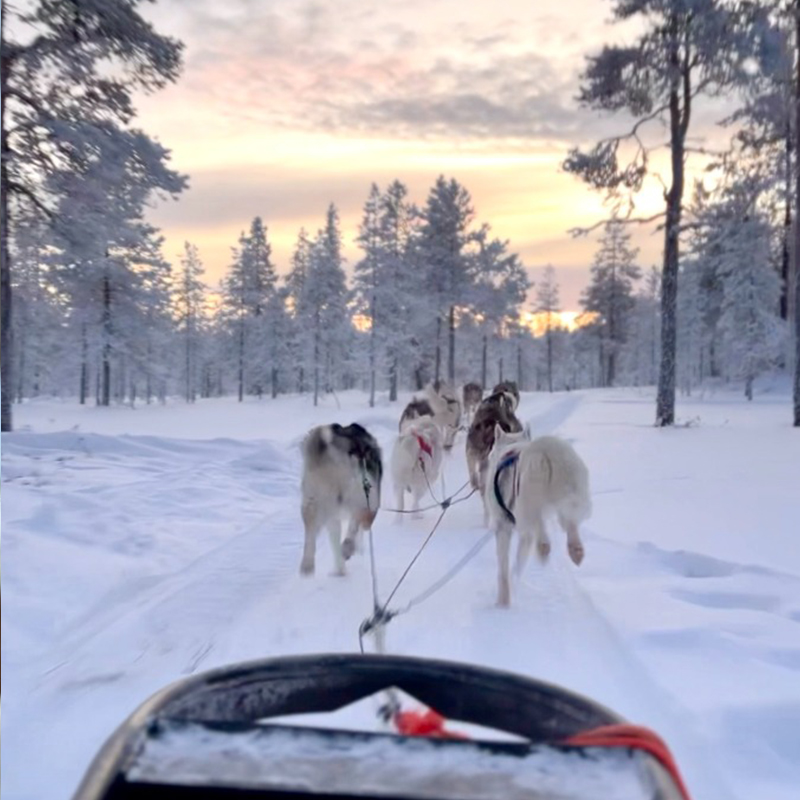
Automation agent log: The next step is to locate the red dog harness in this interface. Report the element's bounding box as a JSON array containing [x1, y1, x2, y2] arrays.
[[415, 434, 433, 459]]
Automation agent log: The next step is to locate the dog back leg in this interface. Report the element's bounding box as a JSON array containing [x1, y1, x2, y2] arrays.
[[559, 514, 585, 566], [327, 519, 346, 576], [300, 500, 322, 576], [341, 517, 360, 560], [494, 522, 513, 607], [533, 514, 551, 561]]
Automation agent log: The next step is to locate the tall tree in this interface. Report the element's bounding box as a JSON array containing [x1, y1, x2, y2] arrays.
[[418, 176, 476, 385], [221, 217, 278, 401], [175, 242, 206, 403], [1, 0, 183, 430], [354, 184, 382, 407], [581, 221, 641, 387], [564, 0, 753, 424], [304, 205, 350, 405], [534, 265, 561, 392]]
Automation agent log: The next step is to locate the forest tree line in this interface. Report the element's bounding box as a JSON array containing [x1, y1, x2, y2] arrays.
[[2, 0, 799, 429]]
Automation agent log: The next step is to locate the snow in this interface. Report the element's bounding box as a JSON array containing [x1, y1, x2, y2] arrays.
[[3, 386, 800, 800], [129, 719, 652, 800]]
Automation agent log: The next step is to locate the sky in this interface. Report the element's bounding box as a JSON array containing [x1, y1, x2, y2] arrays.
[[135, 0, 730, 310]]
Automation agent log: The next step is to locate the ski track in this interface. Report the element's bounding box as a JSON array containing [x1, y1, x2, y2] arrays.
[[3, 389, 800, 800]]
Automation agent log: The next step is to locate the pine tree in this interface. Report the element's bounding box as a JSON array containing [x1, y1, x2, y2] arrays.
[[418, 176, 476, 385], [564, 0, 759, 424], [534, 265, 561, 392], [175, 242, 206, 402], [304, 205, 350, 405], [1, 0, 184, 430], [221, 217, 278, 401], [581, 221, 641, 387]]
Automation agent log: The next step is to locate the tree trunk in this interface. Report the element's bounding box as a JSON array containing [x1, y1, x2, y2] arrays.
[[481, 334, 487, 389], [238, 317, 245, 402], [313, 313, 320, 407], [1, 68, 13, 431], [185, 325, 192, 403], [546, 327, 553, 392], [447, 304, 455, 385], [389, 355, 398, 402], [271, 366, 278, 399], [794, 2, 800, 427], [146, 338, 152, 404], [434, 316, 442, 386], [517, 341, 523, 390], [369, 294, 376, 408], [16, 315, 25, 402], [101, 273, 112, 407], [499, 356, 504, 383], [656, 27, 687, 427], [781, 115, 792, 322], [79, 323, 89, 404]]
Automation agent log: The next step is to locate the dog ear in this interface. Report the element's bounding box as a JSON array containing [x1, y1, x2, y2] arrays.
[[331, 423, 344, 436]]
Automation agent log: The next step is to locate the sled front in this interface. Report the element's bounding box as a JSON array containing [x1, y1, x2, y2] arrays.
[[72, 654, 687, 800]]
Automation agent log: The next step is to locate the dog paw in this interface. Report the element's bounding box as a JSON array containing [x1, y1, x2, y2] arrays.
[[299, 559, 315, 576], [537, 541, 551, 560], [568, 542, 585, 566], [330, 567, 347, 577], [341, 539, 355, 560]]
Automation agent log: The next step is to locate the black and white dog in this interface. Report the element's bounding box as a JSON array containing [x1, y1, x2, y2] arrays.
[[299, 423, 382, 576]]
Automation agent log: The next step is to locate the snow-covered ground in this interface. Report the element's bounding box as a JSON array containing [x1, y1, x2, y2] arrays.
[[3, 385, 800, 800]]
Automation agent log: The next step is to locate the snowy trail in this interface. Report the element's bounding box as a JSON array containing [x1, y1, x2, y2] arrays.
[[4, 389, 800, 800]]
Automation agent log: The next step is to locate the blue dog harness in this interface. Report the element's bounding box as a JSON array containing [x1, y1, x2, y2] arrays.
[[493, 450, 520, 524]]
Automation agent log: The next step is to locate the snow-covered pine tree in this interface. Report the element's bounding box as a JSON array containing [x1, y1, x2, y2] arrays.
[[379, 181, 420, 398], [174, 242, 206, 403], [418, 176, 476, 385], [692, 176, 784, 399], [534, 265, 561, 392], [564, 0, 760, 424], [221, 217, 278, 401], [304, 205, 351, 405], [354, 184, 382, 407], [581, 221, 641, 387], [285, 228, 312, 394], [1, 0, 184, 430], [47, 129, 183, 406]]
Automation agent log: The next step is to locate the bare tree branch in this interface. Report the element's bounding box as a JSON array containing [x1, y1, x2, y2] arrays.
[[569, 211, 667, 238]]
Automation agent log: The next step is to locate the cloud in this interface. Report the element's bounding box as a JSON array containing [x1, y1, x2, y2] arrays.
[[143, 0, 597, 145]]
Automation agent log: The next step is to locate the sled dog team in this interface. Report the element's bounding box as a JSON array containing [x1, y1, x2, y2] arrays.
[[300, 381, 591, 607]]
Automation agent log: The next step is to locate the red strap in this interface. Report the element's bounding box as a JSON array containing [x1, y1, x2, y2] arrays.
[[394, 709, 469, 740], [565, 725, 691, 800], [415, 434, 433, 458]]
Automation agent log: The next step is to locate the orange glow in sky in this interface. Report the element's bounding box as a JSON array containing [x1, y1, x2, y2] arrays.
[[136, 1, 729, 311]]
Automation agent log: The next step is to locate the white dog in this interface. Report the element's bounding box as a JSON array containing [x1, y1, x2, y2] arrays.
[[390, 418, 444, 519], [299, 423, 382, 577], [484, 426, 591, 607]]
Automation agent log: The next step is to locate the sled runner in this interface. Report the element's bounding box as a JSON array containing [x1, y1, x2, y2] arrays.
[[72, 654, 690, 800]]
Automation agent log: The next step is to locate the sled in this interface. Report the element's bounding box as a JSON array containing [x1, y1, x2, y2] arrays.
[[72, 653, 690, 800]]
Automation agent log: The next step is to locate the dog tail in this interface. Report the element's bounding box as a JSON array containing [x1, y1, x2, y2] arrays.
[[303, 425, 333, 462]]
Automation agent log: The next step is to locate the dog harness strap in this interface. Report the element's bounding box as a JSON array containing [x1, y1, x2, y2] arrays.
[[415, 434, 433, 458], [493, 450, 519, 524]]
